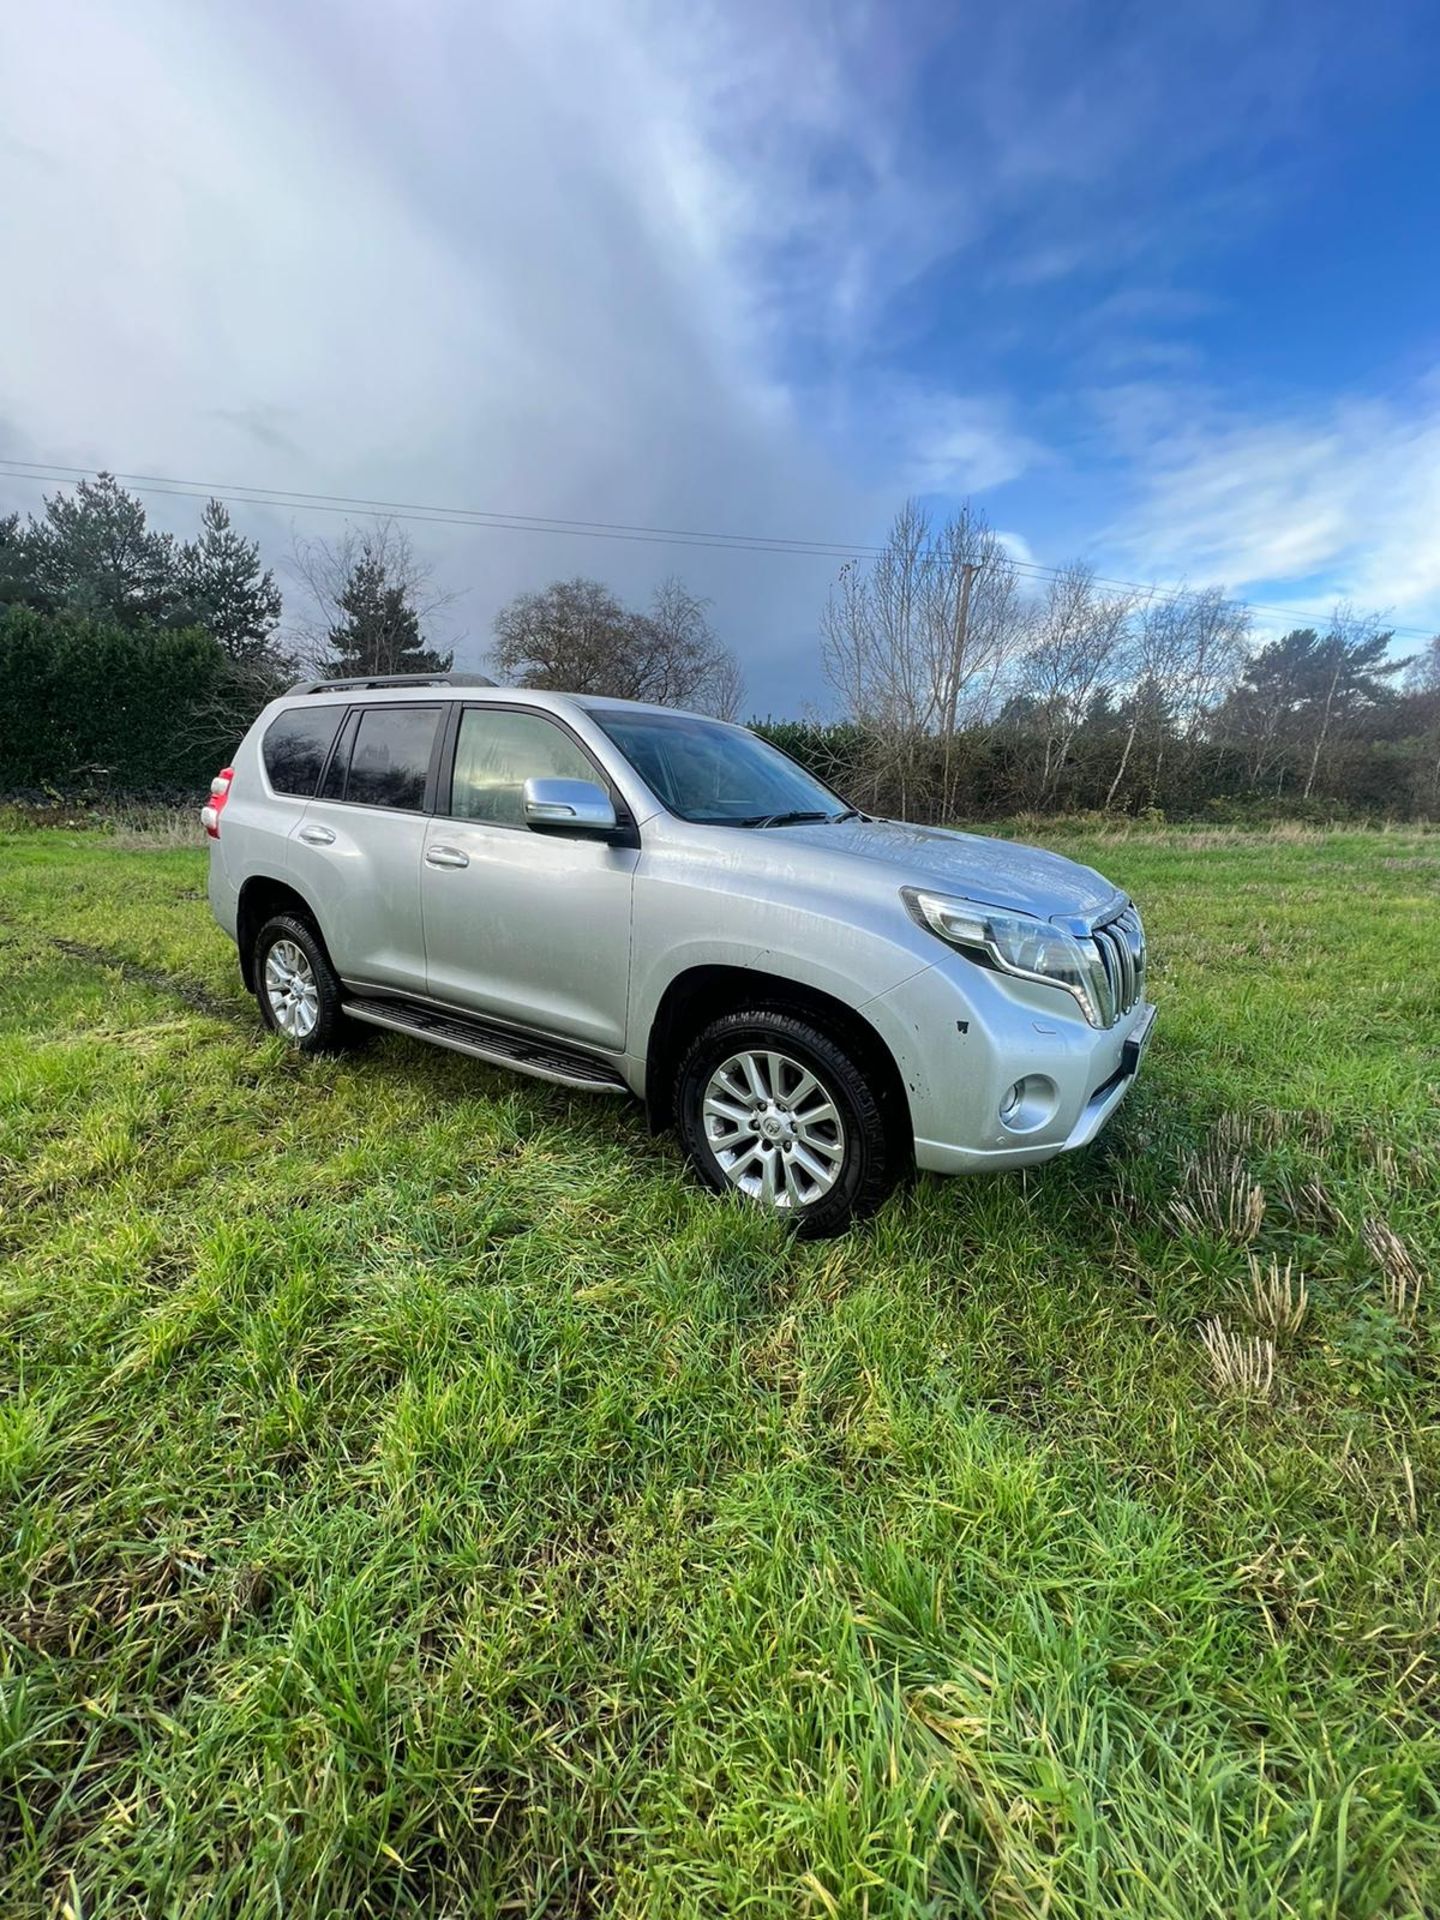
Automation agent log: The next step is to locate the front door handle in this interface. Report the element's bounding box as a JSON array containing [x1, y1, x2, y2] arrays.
[[298, 824, 336, 846], [425, 845, 470, 870]]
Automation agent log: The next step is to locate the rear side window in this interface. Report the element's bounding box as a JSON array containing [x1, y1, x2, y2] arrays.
[[317, 710, 359, 800], [345, 706, 441, 812], [262, 707, 343, 797], [449, 707, 599, 825]]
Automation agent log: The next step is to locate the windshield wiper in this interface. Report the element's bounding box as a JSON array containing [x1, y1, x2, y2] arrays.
[[831, 808, 863, 823], [743, 809, 832, 829]]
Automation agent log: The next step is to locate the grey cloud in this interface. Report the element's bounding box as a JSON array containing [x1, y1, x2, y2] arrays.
[[0, 0, 894, 712]]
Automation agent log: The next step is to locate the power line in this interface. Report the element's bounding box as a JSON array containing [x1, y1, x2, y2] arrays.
[[1, 456, 1433, 639], [0, 459, 883, 560]]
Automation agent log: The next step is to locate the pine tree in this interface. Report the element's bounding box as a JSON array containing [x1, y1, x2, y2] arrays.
[[28, 473, 179, 626], [326, 548, 452, 678], [177, 499, 283, 664], [1216, 622, 1403, 794], [0, 512, 41, 614]]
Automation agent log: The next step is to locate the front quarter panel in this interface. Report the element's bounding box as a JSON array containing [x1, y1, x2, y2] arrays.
[[625, 817, 1152, 1169], [625, 822, 958, 1095]]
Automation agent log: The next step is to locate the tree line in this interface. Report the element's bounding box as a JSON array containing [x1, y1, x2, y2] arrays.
[[799, 501, 1440, 820], [0, 475, 742, 793], [0, 476, 483, 792], [1, 475, 1436, 816]]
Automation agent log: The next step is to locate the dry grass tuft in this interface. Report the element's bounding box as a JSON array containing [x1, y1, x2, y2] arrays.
[[102, 807, 203, 850], [1273, 1172, 1351, 1238], [1362, 1217, 1425, 1324], [1168, 1147, 1265, 1245], [1357, 1126, 1400, 1186], [1213, 1108, 1290, 1155], [1239, 1254, 1309, 1336], [1213, 1110, 1259, 1155], [1199, 1319, 1276, 1400], [1109, 1162, 1150, 1224]]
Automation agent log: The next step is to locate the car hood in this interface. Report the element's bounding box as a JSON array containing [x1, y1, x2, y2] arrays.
[[772, 816, 1121, 921]]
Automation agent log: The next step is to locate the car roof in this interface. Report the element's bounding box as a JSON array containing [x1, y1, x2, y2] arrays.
[[277, 683, 723, 725]]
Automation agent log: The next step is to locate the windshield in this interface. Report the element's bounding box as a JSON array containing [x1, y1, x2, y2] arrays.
[[589, 709, 849, 826]]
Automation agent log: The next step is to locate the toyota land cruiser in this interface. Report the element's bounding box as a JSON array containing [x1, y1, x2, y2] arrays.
[[203, 672, 1154, 1235]]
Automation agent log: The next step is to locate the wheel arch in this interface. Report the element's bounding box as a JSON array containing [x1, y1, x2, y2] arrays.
[[236, 874, 330, 993], [645, 964, 913, 1160]]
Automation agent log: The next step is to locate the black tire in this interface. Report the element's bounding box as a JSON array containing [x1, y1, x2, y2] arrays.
[[674, 1009, 900, 1237], [252, 911, 359, 1054]]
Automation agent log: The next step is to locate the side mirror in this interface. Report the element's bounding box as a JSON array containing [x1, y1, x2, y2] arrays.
[[523, 776, 618, 836]]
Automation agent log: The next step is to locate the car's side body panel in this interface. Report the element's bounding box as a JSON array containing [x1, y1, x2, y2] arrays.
[[421, 814, 638, 1050], [291, 795, 431, 993]]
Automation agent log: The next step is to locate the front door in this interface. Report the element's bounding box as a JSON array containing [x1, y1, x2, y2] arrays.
[[421, 704, 638, 1051]]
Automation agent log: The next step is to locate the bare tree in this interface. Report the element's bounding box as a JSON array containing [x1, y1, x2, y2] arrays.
[[1020, 564, 1136, 806], [1404, 634, 1440, 695], [1104, 586, 1249, 808], [492, 577, 631, 692], [287, 521, 458, 676], [491, 575, 743, 716], [820, 500, 1025, 816], [639, 578, 746, 718], [928, 508, 1027, 815], [821, 501, 934, 744], [1172, 587, 1251, 738]]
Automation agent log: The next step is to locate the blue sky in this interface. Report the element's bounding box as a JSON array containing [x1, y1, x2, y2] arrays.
[[1, 0, 1437, 709]]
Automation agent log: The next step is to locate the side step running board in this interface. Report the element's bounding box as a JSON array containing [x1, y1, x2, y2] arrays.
[[343, 996, 630, 1093]]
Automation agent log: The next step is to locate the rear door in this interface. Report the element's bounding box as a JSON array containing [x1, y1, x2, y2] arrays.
[[421, 703, 637, 1050], [291, 701, 444, 992], [239, 701, 347, 908]]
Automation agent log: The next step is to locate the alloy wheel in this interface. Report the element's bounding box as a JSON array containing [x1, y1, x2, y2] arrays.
[[702, 1049, 846, 1209], [264, 938, 320, 1040]]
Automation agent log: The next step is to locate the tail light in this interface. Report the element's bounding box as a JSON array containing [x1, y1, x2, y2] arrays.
[[201, 767, 234, 839]]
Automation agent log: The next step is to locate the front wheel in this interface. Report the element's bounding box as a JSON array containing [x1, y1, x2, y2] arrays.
[[674, 1010, 900, 1237]]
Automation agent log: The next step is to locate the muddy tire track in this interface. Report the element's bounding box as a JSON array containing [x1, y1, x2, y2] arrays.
[[4, 914, 244, 1022]]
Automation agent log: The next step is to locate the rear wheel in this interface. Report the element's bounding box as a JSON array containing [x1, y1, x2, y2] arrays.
[[253, 912, 358, 1054], [675, 1010, 899, 1237]]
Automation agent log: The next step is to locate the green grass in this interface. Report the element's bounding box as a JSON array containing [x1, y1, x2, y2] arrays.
[[1, 821, 1437, 1918]]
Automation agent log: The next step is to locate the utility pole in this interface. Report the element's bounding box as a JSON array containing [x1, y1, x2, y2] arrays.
[[941, 559, 983, 820]]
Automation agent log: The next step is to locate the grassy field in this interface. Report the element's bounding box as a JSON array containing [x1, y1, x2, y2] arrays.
[[1, 821, 1437, 1919]]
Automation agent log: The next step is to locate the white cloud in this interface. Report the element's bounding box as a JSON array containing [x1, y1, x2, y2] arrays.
[[0, 0, 1051, 711], [994, 528, 1037, 567], [895, 390, 1040, 496], [1097, 373, 1440, 632]]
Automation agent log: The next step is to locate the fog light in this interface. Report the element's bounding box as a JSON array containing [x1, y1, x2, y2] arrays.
[[998, 1074, 1059, 1133]]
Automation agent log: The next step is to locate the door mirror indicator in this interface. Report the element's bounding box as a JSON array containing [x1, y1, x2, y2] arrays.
[[523, 777, 619, 836]]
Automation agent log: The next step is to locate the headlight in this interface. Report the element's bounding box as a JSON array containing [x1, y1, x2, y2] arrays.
[[901, 887, 1110, 1026]]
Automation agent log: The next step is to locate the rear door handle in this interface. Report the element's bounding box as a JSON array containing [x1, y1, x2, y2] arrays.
[[425, 845, 469, 869], [298, 824, 336, 846]]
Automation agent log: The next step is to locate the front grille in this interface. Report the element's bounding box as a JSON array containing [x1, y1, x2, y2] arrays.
[[1091, 905, 1145, 1026]]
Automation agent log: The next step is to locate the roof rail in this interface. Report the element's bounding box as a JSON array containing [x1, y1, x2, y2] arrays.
[[287, 671, 498, 695]]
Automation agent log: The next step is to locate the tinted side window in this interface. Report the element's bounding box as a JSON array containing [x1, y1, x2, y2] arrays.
[[451, 707, 599, 825], [317, 710, 359, 801], [262, 707, 343, 797], [345, 706, 441, 812]]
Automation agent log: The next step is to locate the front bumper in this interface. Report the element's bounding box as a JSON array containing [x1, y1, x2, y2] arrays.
[[862, 956, 1156, 1175]]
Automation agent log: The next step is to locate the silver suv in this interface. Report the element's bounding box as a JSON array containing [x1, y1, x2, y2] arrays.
[[204, 673, 1154, 1235]]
